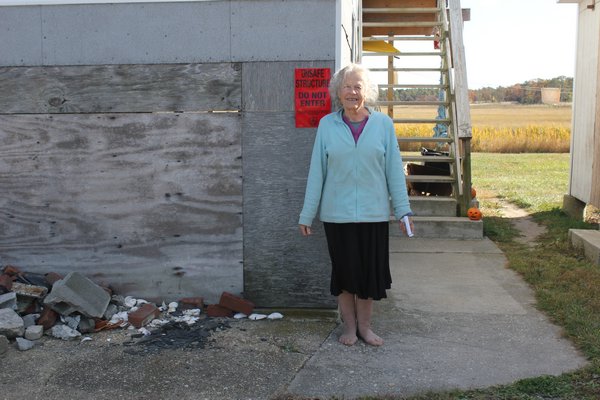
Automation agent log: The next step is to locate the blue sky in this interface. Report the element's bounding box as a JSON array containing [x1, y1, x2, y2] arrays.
[[461, 0, 578, 89]]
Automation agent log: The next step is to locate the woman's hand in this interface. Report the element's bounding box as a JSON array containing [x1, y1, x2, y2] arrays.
[[299, 224, 312, 236], [399, 216, 414, 237]]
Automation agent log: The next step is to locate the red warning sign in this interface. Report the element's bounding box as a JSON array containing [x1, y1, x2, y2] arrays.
[[295, 68, 331, 128]]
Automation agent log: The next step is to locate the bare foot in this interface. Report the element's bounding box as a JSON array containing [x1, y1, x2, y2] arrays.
[[358, 328, 383, 346], [338, 326, 358, 346]]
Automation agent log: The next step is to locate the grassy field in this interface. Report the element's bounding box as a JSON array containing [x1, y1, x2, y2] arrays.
[[394, 103, 572, 153]]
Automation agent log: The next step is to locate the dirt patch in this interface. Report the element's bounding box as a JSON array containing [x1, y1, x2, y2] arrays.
[[497, 200, 546, 246]]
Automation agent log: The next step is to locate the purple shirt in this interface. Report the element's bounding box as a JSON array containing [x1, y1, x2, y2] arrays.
[[342, 114, 369, 144]]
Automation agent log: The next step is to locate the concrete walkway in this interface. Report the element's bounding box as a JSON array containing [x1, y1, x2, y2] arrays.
[[285, 238, 587, 399], [2, 238, 588, 400]]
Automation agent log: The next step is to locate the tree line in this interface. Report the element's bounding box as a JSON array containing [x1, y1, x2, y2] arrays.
[[380, 76, 573, 104]]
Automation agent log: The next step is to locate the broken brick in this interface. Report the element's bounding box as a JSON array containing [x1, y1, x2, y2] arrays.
[[128, 303, 160, 328], [44, 272, 63, 286], [218, 292, 255, 315], [2, 265, 21, 276], [179, 297, 204, 310], [206, 304, 234, 318], [38, 307, 58, 330], [0, 274, 13, 292]]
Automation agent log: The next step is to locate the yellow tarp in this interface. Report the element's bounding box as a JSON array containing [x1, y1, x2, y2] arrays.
[[362, 40, 400, 54]]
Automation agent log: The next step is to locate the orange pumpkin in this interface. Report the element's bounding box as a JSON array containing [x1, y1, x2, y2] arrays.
[[471, 187, 477, 199], [467, 207, 482, 221]]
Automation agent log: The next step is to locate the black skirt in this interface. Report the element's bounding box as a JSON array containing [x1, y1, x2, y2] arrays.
[[323, 222, 391, 300]]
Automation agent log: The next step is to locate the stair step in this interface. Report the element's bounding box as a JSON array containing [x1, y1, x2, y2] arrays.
[[406, 175, 455, 183], [397, 137, 453, 143], [369, 67, 447, 72], [377, 100, 450, 106], [403, 155, 454, 163], [409, 196, 457, 217], [363, 22, 442, 28], [377, 101, 448, 106], [364, 36, 437, 41], [362, 7, 441, 14], [390, 216, 483, 240], [394, 118, 451, 124], [363, 51, 443, 57], [380, 84, 447, 89]]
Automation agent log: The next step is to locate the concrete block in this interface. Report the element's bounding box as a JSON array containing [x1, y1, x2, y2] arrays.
[[569, 229, 600, 265], [219, 292, 255, 315], [24, 325, 43, 341], [44, 272, 110, 318], [128, 303, 160, 328], [0, 308, 24, 339], [16, 337, 35, 351], [0, 335, 8, 354], [0, 292, 17, 310], [49, 324, 81, 340], [22, 314, 39, 328]]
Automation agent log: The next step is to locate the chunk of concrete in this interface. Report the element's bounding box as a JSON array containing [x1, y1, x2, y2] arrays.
[[24, 325, 43, 340], [16, 337, 35, 351], [0, 292, 17, 310], [0, 308, 24, 339], [44, 272, 110, 318], [11, 282, 48, 299], [49, 324, 81, 341], [569, 229, 600, 265], [22, 313, 39, 328], [0, 335, 8, 354]]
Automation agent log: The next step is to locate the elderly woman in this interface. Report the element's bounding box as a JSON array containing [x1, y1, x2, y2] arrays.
[[298, 64, 413, 346]]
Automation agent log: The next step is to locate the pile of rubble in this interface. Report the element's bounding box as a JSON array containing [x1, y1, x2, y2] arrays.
[[0, 266, 283, 353]]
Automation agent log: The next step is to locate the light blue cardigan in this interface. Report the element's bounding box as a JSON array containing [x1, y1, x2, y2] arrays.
[[299, 109, 412, 226]]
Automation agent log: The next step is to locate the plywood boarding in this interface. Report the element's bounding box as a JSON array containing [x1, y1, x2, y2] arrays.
[[242, 61, 335, 307], [0, 112, 242, 303], [569, 1, 598, 203], [0, 63, 241, 114], [0, 0, 336, 67], [242, 112, 333, 308], [591, 9, 600, 208]]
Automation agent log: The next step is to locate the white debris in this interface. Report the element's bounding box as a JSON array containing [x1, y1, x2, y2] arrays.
[[80, 336, 93, 343], [124, 296, 137, 308], [267, 312, 284, 320], [172, 315, 199, 325], [136, 299, 148, 305], [248, 313, 267, 321], [234, 313, 247, 319], [183, 308, 201, 317], [159, 301, 168, 312], [138, 327, 152, 336], [148, 319, 170, 328], [109, 311, 129, 324], [167, 302, 178, 313]]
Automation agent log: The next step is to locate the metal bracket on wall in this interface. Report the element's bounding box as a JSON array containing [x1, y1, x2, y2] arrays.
[[588, 0, 595, 10]]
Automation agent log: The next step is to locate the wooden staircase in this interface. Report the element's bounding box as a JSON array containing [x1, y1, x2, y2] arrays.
[[359, 0, 482, 239]]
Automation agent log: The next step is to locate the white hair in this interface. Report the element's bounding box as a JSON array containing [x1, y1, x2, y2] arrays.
[[329, 64, 379, 111]]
